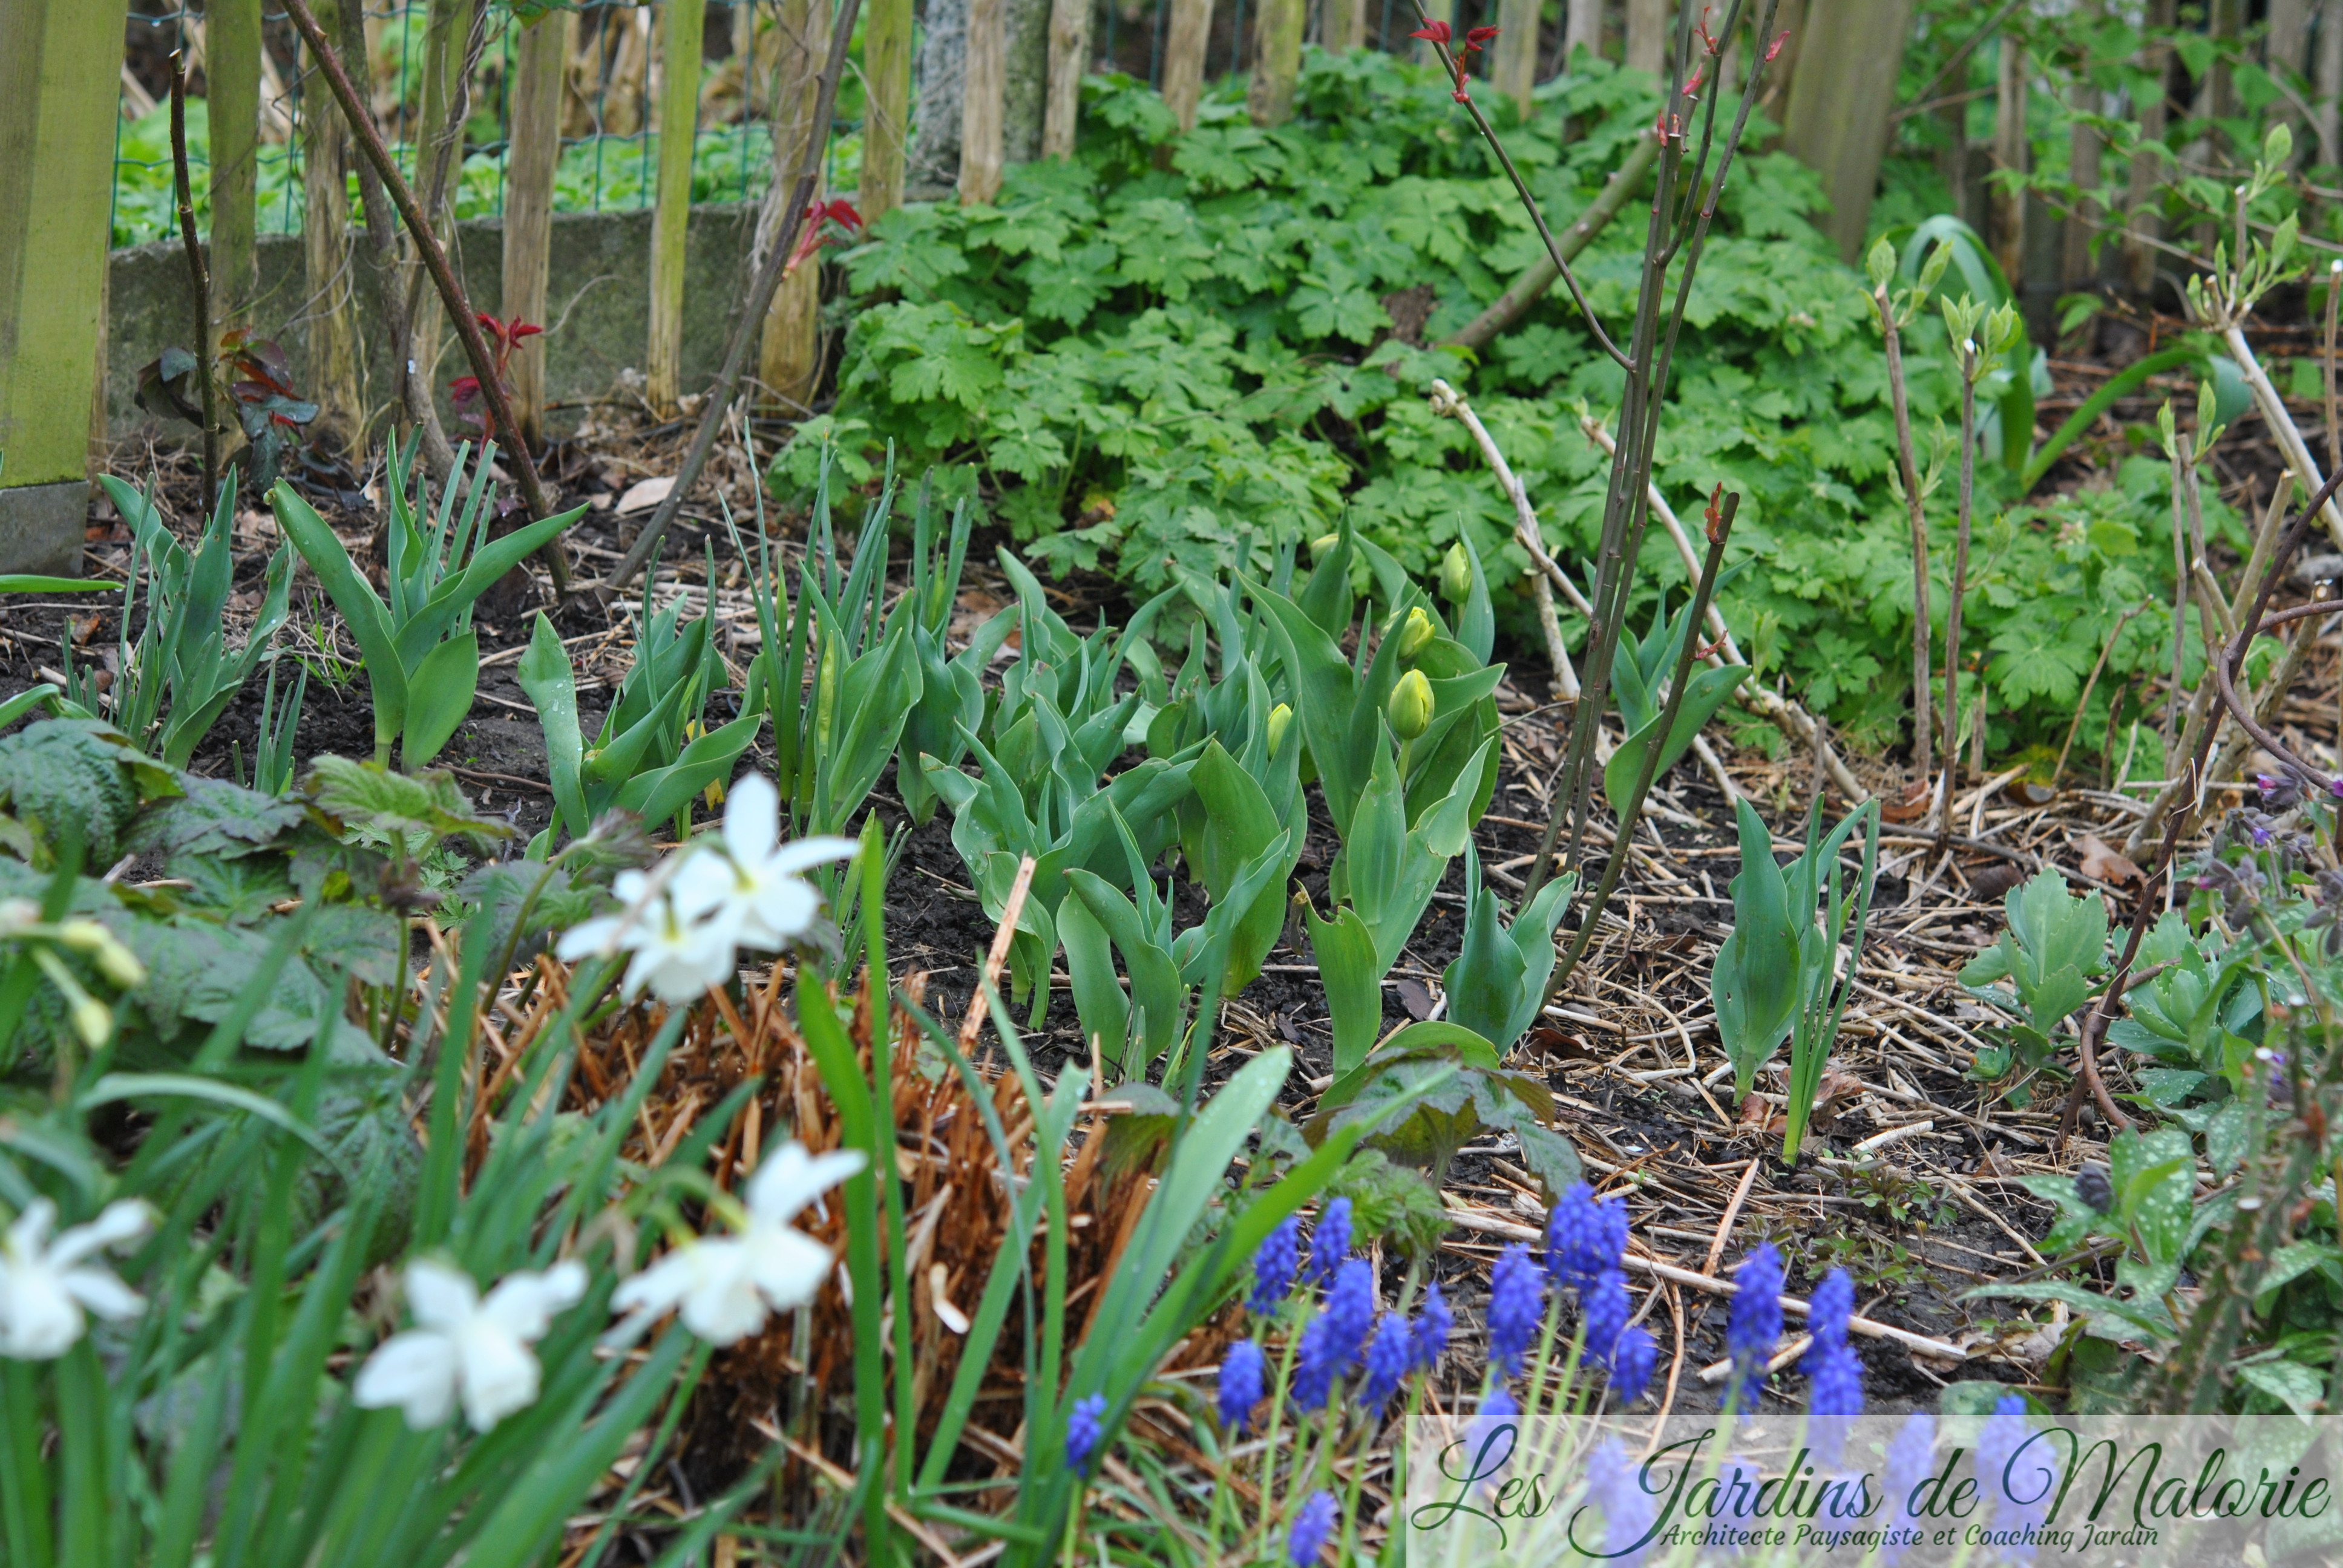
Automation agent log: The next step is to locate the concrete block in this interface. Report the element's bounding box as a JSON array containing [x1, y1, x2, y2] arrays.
[[103, 205, 762, 449], [0, 480, 85, 577]]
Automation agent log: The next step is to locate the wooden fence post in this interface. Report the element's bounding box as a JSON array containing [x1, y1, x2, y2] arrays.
[[1324, 0, 1367, 54], [302, 0, 366, 460], [0, 0, 129, 573], [408, 0, 478, 439], [1247, 0, 1305, 125], [861, 0, 913, 218], [1780, 0, 1913, 261], [1561, 0, 1601, 68], [1041, 0, 1088, 155], [960, 0, 1005, 203], [503, 7, 568, 449], [647, 0, 706, 417], [1161, 0, 1214, 131], [1492, 0, 1541, 111], [1623, 0, 1665, 76], [209, 0, 263, 332], [761, 0, 830, 410]]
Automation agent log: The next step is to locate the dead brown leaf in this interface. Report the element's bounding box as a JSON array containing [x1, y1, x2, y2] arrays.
[[2076, 833, 2143, 889]]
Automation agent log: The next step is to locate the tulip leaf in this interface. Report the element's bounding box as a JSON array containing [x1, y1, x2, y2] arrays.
[[401, 630, 480, 769], [1306, 903, 1383, 1077]]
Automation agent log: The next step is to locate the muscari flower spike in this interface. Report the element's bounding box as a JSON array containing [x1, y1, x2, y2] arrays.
[[1218, 1339, 1267, 1434], [1413, 1281, 1452, 1371], [1487, 1243, 1545, 1376], [1292, 1257, 1375, 1408], [1545, 1183, 1628, 1290], [1610, 1324, 1657, 1404], [1723, 1243, 1783, 1410], [1250, 1214, 1302, 1313], [1066, 1392, 1107, 1473], [1579, 1266, 1630, 1365], [1360, 1310, 1414, 1411], [1307, 1197, 1352, 1287], [1288, 1489, 1340, 1565], [1807, 1268, 1853, 1352]]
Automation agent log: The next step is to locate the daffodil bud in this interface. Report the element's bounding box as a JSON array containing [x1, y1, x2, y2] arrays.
[[1395, 606, 1437, 662], [1266, 702, 1293, 756], [1388, 669, 1434, 741], [1440, 541, 1473, 604], [61, 924, 147, 988], [1309, 532, 1341, 560]]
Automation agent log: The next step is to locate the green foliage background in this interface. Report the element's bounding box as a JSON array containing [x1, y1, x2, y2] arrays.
[[787, 49, 2229, 767]]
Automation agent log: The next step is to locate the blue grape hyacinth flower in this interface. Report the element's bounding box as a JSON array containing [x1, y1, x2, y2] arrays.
[[1413, 1281, 1452, 1371], [1217, 1339, 1266, 1434], [1579, 1266, 1630, 1365], [1545, 1182, 1629, 1290], [1306, 1197, 1352, 1286], [1807, 1267, 1854, 1350], [1291, 1257, 1375, 1408], [1248, 1214, 1301, 1313], [1066, 1392, 1107, 1473], [1723, 1243, 1783, 1411], [1610, 1324, 1657, 1404], [1360, 1311, 1414, 1411], [1487, 1243, 1545, 1376], [1288, 1489, 1340, 1565]]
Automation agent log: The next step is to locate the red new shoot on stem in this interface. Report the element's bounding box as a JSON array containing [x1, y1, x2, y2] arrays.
[[450, 313, 542, 442]]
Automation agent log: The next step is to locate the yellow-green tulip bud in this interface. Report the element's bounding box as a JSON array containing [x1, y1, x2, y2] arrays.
[[1395, 606, 1437, 662], [1439, 541, 1472, 604], [1309, 532, 1341, 560], [71, 998, 113, 1048], [1388, 669, 1434, 741], [1265, 702, 1293, 756], [58, 921, 147, 988]]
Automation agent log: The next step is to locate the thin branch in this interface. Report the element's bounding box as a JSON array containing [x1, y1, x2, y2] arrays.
[[168, 54, 220, 514]]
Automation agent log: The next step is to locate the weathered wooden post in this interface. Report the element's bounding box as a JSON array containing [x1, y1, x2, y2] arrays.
[[761, 0, 831, 410], [1781, 0, 1914, 261], [303, 0, 367, 459], [862, 0, 913, 217], [648, 0, 706, 417], [408, 0, 479, 439], [0, 0, 129, 573], [209, 0, 263, 331], [503, 7, 569, 449], [1324, 0, 1368, 54], [1161, 0, 1216, 131], [1042, 0, 1089, 154], [1624, 0, 1665, 75], [1247, 0, 1305, 125], [1492, 0, 1541, 111], [960, 0, 1006, 203]]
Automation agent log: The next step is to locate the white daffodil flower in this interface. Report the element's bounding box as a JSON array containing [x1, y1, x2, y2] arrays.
[[554, 863, 738, 1003], [612, 1142, 865, 1346], [0, 1198, 156, 1360], [677, 774, 857, 949], [553, 775, 856, 1002], [353, 1257, 588, 1431]]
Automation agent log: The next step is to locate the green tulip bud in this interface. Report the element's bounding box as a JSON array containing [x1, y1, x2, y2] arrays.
[[1440, 541, 1473, 604], [1266, 702, 1293, 756], [71, 998, 113, 1048], [1388, 668, 1434, 741], [1309, 532, 1341, 560], [57, 920, 146, 988], [1395, 605, 1437, 662]]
